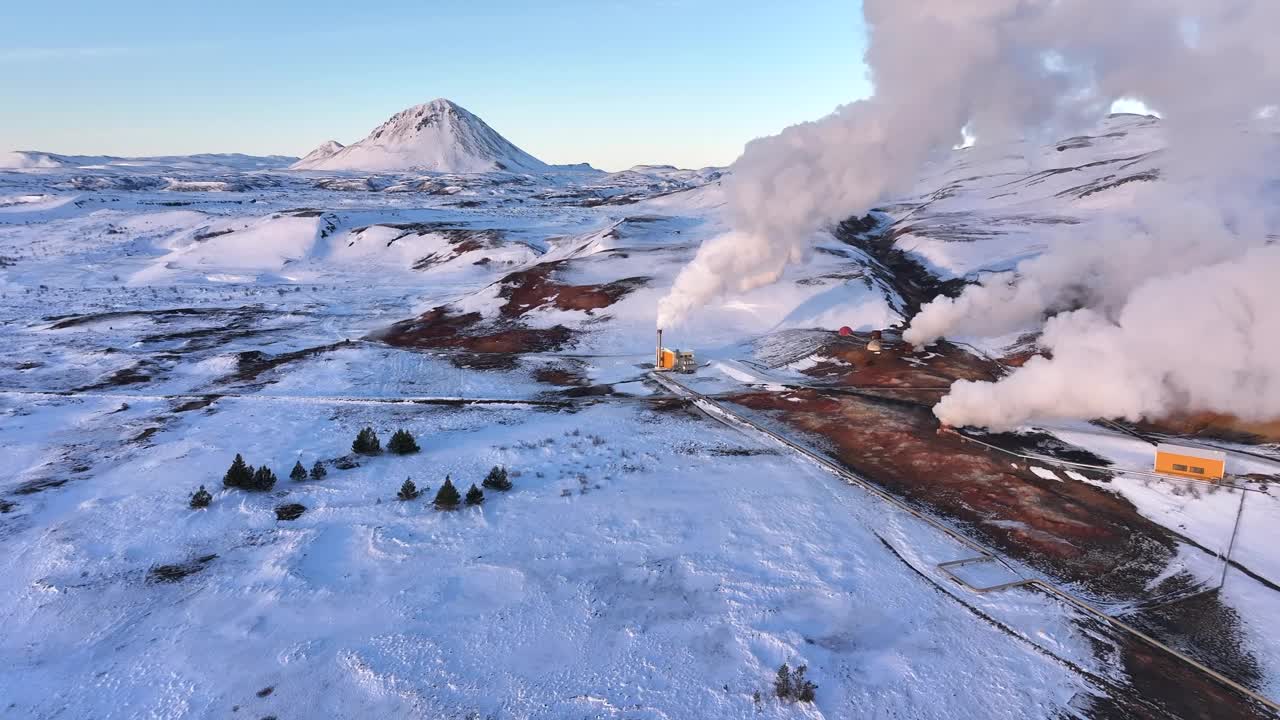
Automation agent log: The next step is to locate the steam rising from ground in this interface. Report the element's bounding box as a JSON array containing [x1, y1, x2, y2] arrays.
[[660, 0, 1280, 428]]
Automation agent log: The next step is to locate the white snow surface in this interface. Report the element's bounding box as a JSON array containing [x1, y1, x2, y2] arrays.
[[0, 397, 1088, 719]]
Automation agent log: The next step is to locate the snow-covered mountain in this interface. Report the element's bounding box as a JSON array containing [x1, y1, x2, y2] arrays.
[[293, 98, 549, 174], [291, 140, 345, 169]]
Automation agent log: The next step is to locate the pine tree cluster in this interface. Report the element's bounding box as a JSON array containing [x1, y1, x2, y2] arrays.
[[222, 454, 277, 492], [773, 663, 817, 703], [352, 427, 382, 455], [310, 461, 327, 480], [387, 429, 420, 455], [290, 461, 307, 482], [481, 466, 512, 492], [465, 483, 484, 506]]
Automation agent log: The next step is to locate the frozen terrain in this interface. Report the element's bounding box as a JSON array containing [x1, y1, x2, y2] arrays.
[[2, 110, 1280, 719]]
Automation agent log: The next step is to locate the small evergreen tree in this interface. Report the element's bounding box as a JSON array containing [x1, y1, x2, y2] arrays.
[[248, 465, 277, 492], [434, 476, 461, 510], [482, 466, 512, 491], [465, 483, 484, 506], [774, 664, 793, 700], [397, 478, 420, 501], [290, 460, 307, 482], [189, 485, 212, 509], [223, 453, 252, 489], [387, 429, 420, 455], [793, 665, 817, 703], [309, 461, 327, 480], [352, 427, 381, 455]]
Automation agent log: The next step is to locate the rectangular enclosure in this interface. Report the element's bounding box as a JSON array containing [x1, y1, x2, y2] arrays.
[[1154, 443, 1226, 482]]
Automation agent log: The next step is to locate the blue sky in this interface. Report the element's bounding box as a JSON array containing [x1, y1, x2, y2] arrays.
[[1, 1, 870, 170]]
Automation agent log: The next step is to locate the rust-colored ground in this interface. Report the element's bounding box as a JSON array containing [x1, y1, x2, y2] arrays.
[[496, 262, 648, 318], [376, 260, 647, 365], [798, 333, 1002, 388], [378, 306, 572, 356], [1136, 411, 1280, 445]]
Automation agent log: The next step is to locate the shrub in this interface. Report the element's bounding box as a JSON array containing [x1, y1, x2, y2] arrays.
[[275, 503, 306, 521], [248, 466, 278, 492], [289, 460, 307, 482], [434, 476, 461, 510], [387, 429, 420, 455], [397, 478, 420, 501], [352, 427, 381, 455], [465, 483, 484, 506], [482, 466, 512, 491], [189, 485, 212, 509], [223, 454, 252, 489], [309, 461, 327, 480]]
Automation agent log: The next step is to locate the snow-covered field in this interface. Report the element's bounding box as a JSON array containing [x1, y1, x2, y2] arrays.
[[3, 113, 1280, 718], [1, 393, 1097, 719]]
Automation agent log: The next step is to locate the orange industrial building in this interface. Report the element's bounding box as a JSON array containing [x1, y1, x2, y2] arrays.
[[655, 330, 696, 373], [1154, 443, 1226, 482]]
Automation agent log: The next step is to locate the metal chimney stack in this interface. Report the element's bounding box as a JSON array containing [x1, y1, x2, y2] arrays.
[[656, 328, 663, 367]]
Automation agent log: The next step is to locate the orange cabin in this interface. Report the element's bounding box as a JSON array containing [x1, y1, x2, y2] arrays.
[[657, 348, 676, 371], [1154, 443, 1226, 482]]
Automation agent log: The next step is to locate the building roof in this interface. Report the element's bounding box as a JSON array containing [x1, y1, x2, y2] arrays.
[[1156, 442, 1226, 462]]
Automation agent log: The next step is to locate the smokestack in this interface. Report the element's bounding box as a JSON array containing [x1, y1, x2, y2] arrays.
[[656, 328, 663, 368]]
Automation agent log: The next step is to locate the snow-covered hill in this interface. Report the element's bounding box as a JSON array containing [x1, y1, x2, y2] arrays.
[[292, 140, 345, 169], [293, 99, 549, 174]]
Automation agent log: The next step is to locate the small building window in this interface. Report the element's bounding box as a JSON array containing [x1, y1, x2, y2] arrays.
[[1190, 466, 1205, 475], [1172, 463, 1188, 472]]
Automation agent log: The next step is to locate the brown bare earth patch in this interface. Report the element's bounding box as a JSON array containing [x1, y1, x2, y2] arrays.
[[533, 366, 589, 387], [496, 262, 648, 318], [800, 332, 1002, 388], [377, 306, 573, 363], [1071, 607, 1273, 720], [377, 260, 641, 364], [1135, 411, 1280, 445]]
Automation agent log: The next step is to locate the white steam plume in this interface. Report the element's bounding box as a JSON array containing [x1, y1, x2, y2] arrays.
[[899, 2, 1280, 428], [932, 244, 1280, 430], [659, 0, 1280, 430], [658, 0, 1280, 331]]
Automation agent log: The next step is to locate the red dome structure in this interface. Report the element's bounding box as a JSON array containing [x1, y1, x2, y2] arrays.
[[838, 326, 853, 336]]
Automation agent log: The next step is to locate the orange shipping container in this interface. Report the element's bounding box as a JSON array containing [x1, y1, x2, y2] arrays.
[[1154, 443, 1226, 482]]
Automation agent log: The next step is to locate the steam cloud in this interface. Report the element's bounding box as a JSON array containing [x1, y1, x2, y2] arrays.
[[659, 0, 1280, 428]]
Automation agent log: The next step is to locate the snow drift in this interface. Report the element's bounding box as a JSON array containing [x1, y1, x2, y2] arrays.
[[293, 99, 548, 174]]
